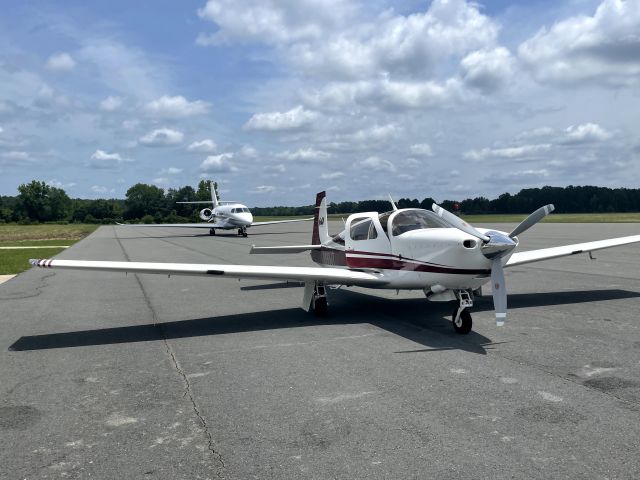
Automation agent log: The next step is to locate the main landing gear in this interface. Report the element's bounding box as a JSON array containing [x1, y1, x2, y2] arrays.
[[209, 228, 216, 236], [302, 281, 328, 316], [452, 290, 473, 334], [237, 226, 248, 237]]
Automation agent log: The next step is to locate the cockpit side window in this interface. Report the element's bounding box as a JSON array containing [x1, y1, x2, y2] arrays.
[[350, 217, 374, 241], [391, 210, 449, 236]]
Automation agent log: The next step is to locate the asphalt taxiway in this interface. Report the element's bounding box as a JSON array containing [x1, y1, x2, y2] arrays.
[[1, 221, 640, 479]]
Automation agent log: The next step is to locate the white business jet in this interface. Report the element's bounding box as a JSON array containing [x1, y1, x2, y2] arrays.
[[118, 181, 312, 237], [32, 191, 640, 334]]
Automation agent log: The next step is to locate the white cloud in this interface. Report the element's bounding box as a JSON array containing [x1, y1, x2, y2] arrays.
[[321, 171, 344, 179], [89, 149, 129, 168], [461, 47, 515, 93], [187, 139, 217, 153], [464, 144, 552, 161], [199, 153, 235, 172], [152, 177, 170, 185], [91, 185, 115, 194], [359, 156, 396, 173], [100, 96, 124, 111], [562, 123, 612, 144], [519, 0, 640, 86], [47, 179, 76, 189], [160, 167, 183, 175], [139, 128, 184, 146], [252, 185, 276, 193], [196, 0, 352, 46], [46, 52, 76, 72], [276, 147, 331, 162], [144, 95, 211, 118], [239, 145, 257, 158], [410, 143, 433, 157], [1, 151, 30, 162], [244, 105, 318, 131], [264, 164, 286, 174]]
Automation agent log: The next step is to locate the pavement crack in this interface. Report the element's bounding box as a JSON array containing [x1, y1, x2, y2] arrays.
[[0, 271, 56, 300], [114, 229, 225, 476]]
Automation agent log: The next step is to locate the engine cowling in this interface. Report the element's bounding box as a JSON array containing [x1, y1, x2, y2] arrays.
[[199, 208, 213, 221]]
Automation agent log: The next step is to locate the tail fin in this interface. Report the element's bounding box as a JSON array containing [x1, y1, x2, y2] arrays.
[[312, 191, 330, 245], [210, 181, 219, 208]]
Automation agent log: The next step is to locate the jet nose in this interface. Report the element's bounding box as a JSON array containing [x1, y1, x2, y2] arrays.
[[242, 212, 253, 224]]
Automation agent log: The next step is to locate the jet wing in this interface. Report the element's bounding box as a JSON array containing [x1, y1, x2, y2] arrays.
[[506, 234, 640, 267], [29, 259, 387, 287], [116, 222, 224, 229], [250, 218, 313, 226]]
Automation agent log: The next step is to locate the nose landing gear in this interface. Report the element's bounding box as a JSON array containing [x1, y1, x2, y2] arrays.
[[237, 227, 248, 237], [452, 290, 473, 334], [209, 228, 216, 236]]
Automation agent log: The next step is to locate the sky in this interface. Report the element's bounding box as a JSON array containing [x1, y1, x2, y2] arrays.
[[0, 0, 639, 206]]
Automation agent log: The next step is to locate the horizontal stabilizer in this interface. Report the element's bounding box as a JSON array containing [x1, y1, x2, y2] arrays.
[[250, 244, 323, 254]]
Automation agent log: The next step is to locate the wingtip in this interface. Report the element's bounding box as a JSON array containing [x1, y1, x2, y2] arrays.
[[29, 258, 40, 266]]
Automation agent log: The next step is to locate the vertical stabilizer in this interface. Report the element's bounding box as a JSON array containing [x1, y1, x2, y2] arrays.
[[210, 181, 219, 208], [312, 191, 330, 245], [388, 193, 398, 211]]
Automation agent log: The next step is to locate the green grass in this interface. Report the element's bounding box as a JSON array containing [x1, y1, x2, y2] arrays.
[[0, 248, 68, 275], [0, 223, 98, 275]]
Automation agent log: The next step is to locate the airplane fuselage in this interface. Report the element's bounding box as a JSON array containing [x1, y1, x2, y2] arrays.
[[204, 203, 254, 229], [311, 208, 518, 292]]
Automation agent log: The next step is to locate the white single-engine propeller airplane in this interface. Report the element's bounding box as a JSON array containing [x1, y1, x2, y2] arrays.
[[32, 191, 640, 334], [117, 181, 312, 237]]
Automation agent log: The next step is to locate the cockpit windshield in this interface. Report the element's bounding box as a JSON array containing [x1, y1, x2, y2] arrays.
[[390, 209, 449, 236]]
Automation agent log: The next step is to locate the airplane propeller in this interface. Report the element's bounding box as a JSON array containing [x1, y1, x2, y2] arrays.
[[432, 203, 555, 326]]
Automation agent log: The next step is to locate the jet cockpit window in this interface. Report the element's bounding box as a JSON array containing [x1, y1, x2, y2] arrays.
[[349, 217, 377, 241], [231, 208, 238, 213], [243, 208, 250, 213], [391, 210, 449, 236]]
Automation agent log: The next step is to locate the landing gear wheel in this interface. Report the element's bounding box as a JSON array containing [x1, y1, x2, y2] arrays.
[[452, 307, 472, 334], [314, 297, 328, 317], [237, 228, 243, 236], [209, 228, 216, 236], [241, 227, 248, 237]]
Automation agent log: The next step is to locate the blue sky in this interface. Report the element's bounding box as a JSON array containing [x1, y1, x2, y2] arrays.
[[1, 0, 638, 205]]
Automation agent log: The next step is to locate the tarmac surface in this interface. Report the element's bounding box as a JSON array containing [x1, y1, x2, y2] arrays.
[[1, 221, 640, 479]]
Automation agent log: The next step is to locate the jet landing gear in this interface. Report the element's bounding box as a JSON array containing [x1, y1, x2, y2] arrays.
[[237, 227, 248, 237], [452, 290, 473, 334], [209, 228, 216, 236]]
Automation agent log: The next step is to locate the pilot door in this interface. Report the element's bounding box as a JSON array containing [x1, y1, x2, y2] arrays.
[[344, 212, 392, 269]]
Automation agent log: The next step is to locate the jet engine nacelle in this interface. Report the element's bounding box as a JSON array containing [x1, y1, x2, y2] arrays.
[[199, 208, 214, 221]]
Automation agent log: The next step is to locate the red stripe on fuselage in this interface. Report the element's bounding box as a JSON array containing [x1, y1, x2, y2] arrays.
[[345, 256, 490, 275]]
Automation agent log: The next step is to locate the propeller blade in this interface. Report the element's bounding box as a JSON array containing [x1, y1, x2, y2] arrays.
[[509, 204, 555, 238], [491, 258, 507, 326], [432, 204, 490, 242]]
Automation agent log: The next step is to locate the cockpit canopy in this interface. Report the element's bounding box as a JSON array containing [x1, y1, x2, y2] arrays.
[[230, 207, 250, 213], [380, 209, 449, 237]]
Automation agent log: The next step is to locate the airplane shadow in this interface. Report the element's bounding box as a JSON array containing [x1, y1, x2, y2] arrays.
[[116, 230, 306, 240], [9, 288, 638, 355]]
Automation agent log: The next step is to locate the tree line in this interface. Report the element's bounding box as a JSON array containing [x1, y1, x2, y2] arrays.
[[2, 181, 640, 224]]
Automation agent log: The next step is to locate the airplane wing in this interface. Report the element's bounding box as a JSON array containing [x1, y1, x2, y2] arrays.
[[250, 244, 322, 254], [250, 218, 314, 226], [29, 259, 387, 287], [506, 234, 640, 267], [116, 222, 224, 229]]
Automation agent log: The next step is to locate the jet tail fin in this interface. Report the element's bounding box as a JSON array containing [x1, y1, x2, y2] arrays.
[[210, 181, 219, 208], [312, 191, 330, 245]]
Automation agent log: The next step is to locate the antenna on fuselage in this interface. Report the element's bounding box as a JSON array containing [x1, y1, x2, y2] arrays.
[[388, 193, 398, 211]]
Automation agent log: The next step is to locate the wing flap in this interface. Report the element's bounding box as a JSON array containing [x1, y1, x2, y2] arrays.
[[506, 234, 640, 267], [30, 259, 387, 286]]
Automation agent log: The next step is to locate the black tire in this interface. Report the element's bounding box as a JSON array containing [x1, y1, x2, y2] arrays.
[[314, 297, 328, 317], [209, 228, 215, 236], [242, 230, 248, 237], [238, 228, 243, 236], [452, 307, 472, 334]]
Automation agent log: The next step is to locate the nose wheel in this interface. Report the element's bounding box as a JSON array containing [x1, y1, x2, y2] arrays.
[[452, 290, 473, 334], [209, 228, 216, 236], [238, 227, 248, 237]]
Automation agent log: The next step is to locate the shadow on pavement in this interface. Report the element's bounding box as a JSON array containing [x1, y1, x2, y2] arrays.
[[9, 288, 638, 355]]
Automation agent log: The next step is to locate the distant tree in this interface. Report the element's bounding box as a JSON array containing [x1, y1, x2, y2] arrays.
[[196, 180, 218, 201], [16, 180, 71, 221], [124, 183, 166, 220]]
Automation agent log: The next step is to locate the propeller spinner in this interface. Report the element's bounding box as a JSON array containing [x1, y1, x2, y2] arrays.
[[432, 203, 555, 325]]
